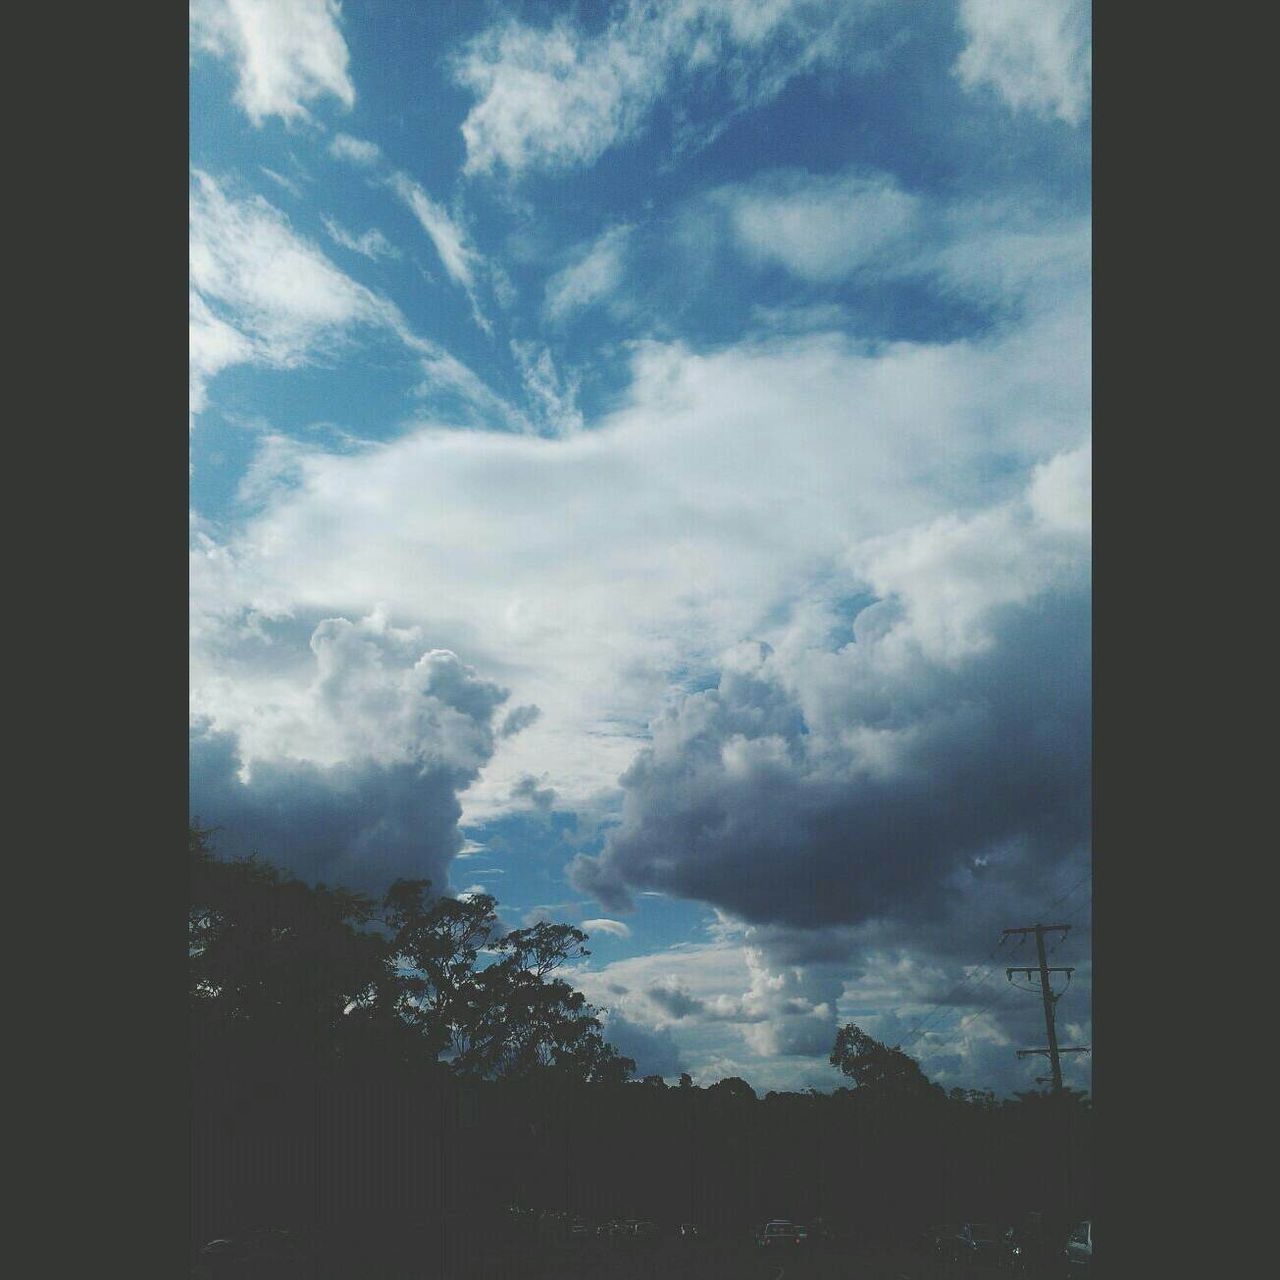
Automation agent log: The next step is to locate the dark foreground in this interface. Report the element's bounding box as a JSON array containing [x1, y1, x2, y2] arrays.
[[192, 1227, 1088, 1279]]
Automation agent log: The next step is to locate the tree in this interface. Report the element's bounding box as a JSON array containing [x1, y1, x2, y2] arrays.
[[189, 826, 635, 1084], [828, 1023, 939, 1097]]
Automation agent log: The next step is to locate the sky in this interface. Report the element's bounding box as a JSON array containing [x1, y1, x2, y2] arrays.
[[189, 0, 1091, 1097]]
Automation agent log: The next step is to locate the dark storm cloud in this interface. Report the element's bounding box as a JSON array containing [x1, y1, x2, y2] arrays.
[[571, 584, 1089, 933], [499, 703, 541, 737], [646, 980, 705, 1020], [600, 1012, 685, 1079], [191, 724, 467, 892], [190, 617, 511, 893], [512, 773, 557, 810]]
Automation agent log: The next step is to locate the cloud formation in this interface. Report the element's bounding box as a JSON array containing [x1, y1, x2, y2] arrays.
[[583, 918, 633, 940], [452, 0, 866, 179], [189, 170, 397, 413], [191, 0, 355, 126], [544, 225, 633, 321], [189, 610, 510, 891], [954, 0, 1091, 126], [571, 443, 1091, 931]]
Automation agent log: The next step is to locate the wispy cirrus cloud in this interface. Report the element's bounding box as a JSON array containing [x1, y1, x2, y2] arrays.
[[328, 132, 383, 166], [322, 215, 400, 261], [189, 172, 525, 432], [544, 224, 633, 322], [190, 0, 355, 126], [451, 0, 872, 179]]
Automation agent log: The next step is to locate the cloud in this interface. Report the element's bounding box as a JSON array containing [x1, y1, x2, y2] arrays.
[[190, 0, 355, 126], [387, 173, 480, 294], [708, 167, 1089, 303], [189, 170, 397, 411], [451, 0, 866, 179], [645, 980, 704, 1019], [720, 170, 919, 282], [191, 252, 1088, 823], [598, 1011, 684, 1078], [189, 171, 516, 428], [570, 443, 1091, 933], [329, 132, 383, 166], [190, 609, 510, 892], [509, 341, 583, 435], [321, 215, 400, 261], [582, 918, 632, 940], [954, 0, 1091, 126], [571, 910, 1090, 1094], [544, 225, 633, 321], [512, 774, 557, 811], [499, 704, 541, 738], [387, 172, 494, 333]]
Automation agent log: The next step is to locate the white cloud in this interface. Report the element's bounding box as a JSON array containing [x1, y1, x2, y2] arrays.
[[582, 918, 632, 939], [191, 0, 355, 126], [544, 224, 633, 321], [191, 267, 1088, 824], [189, 610, 511, 891], [710, 168, 1090, 305], [321, 215, 400, 261], [722, 171, 919, 282], [189, 289, 254, 418], [329, 132, 383, 166], [388, 173, 479, 293], [189, 170, 394, 374], [954, 0, 1091, 126], [189, 171, 513, 427], [451, 0, 866, 179], [509, 340, 583, 434]]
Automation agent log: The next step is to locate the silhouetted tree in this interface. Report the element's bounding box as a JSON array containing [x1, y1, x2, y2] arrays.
[[829, 1023, 940, 1097]]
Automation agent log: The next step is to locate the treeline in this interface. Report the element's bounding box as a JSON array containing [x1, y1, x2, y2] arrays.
[[189, 829, 1090, 1263]]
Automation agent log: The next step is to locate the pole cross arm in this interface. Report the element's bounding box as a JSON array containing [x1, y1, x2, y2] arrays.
[[1016, 1047, 1090, 1058], [1002, 925, 1071, 936], [1006, 966, 1075, 979]]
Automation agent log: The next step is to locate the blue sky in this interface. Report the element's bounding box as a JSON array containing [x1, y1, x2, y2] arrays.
[[190, 0, 1091, 1095]]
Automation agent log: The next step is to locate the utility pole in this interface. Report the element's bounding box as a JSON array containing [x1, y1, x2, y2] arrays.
[[1003, 923, 1090, 1091]]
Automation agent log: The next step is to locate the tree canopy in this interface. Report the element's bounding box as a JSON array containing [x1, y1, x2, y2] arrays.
[[189, 825, 634, 1084]]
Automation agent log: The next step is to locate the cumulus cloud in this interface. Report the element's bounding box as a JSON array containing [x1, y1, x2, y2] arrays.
[[190, 0, 355, 126], [451, 0, 867, 179], [190, 253, 1088, 821], [570, 443, 1091, 932], [598, 1011, 684, 1078], [189, 610, 510, 891], [954, 0, 1091, 126]]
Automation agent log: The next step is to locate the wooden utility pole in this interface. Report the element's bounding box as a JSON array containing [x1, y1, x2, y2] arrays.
[[1003, 923, 1089, 1091]]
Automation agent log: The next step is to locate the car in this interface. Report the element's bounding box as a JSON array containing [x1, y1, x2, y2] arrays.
[[942, 1222, 1022, 1269], [756, 1220, 801, 1248], [195, 1226, 312, 1276], [1063, 1220, 1092, 1268]]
